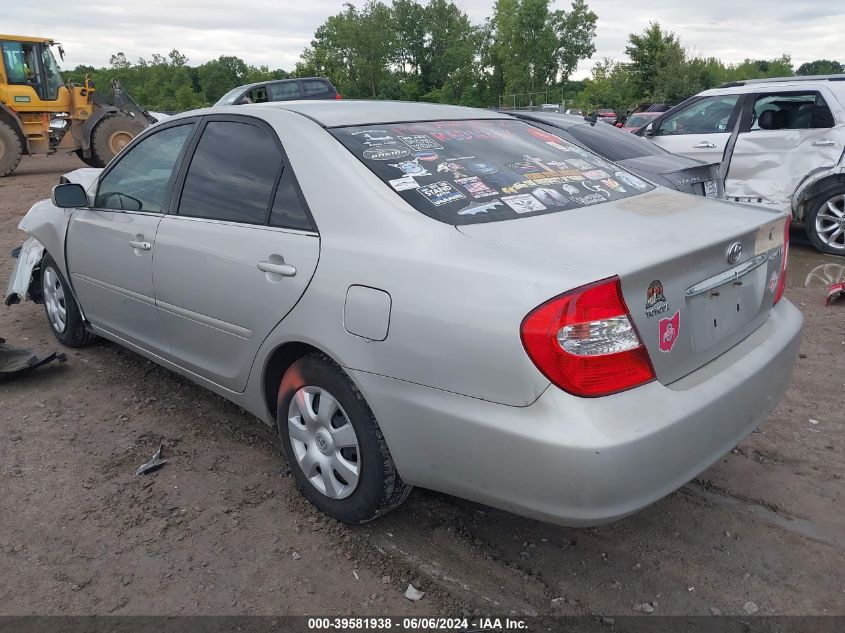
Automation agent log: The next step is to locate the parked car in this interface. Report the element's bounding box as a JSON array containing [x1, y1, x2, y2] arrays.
[[636, 75, 845, 254], [6, 101, 801, 527], [595, 108, 617, 124], [621, 111, 661, 132], [564, 108, 584, 116], [540, 103, 561, 113], [512, 111, 722, 197], [214, 77, 340, 105]]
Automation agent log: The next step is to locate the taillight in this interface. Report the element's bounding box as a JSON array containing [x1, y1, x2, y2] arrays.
[[335, 93, 343, 100], [520, 277, 656, 397], [774, 214, 791, 304]]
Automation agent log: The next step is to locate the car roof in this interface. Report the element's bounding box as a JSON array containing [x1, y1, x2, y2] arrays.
[[700, 75, 845, 95], [237, 100, 510, 128]]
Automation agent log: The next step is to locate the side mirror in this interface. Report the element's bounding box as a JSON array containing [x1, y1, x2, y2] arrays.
[[644, 122, 655, 137], [51, 183, 88, 208]]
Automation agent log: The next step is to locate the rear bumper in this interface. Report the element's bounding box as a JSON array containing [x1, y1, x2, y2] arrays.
[[353, 299, 803, 526]]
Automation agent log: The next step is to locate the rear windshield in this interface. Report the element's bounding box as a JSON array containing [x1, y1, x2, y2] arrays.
[[561, 122, 668, 161], [332, 119, 652, 224]]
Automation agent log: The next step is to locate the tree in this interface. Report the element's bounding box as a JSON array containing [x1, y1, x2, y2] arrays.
[[624, 22, 685, 101], [796, 59, 843, 76]]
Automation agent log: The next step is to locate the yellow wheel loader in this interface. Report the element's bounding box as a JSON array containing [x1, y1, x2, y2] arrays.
[[0, 34, 154, 176]]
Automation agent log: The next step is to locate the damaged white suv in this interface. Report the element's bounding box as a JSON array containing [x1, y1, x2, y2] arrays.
[[638, 76, 845, 255]]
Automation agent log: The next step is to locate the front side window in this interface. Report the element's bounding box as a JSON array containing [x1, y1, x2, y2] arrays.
[[658, 95, 740, 135], [95, 123, 194, 212], [751, 92, 834, 130], [40, 45, 63, 100], [332, 119, 652, 225], [178, 121, 282, 224], [268, 81, 301, 101]]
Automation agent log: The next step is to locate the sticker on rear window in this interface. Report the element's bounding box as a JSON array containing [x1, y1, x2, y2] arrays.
[[502, 194, 547, 214], [389, 176, 420, 191], [615, 171, 649, 190], [418, 181, 465, 206], [455, 176, 497, 199], [399, 135, 443, 151], [364, 146, 410, 161]]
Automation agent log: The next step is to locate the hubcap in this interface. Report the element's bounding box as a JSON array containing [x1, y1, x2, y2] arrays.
[[42, 267, 67, 333], [815, 194, 845, 251], [109, 130, 133, 154], [287, 386, 360, 499]]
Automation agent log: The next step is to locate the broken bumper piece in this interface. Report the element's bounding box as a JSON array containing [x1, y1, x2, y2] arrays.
[[0, 338, 66, 380]]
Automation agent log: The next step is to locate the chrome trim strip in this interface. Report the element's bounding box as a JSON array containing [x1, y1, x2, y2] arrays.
[[161, 214, 318, 237], [685, 253, 768, 298], [156, 299, 253, 339], [71, 273, 156, 306]]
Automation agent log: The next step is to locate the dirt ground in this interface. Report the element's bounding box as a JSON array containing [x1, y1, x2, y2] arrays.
[[1, 154, 843, 618]]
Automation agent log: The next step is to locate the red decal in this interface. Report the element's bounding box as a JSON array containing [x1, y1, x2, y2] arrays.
[[659, 310, 680, 353]]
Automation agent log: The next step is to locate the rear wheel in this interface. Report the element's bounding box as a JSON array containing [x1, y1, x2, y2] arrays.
[[277, 353, 412, 523], [806, 188, 845, 255], [0, 120, 23, 177], [89, 114, 145, 167], [40, 254, 96, 347]]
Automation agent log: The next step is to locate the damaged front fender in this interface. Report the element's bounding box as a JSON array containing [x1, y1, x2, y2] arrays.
[[5, 237, 45, 306]]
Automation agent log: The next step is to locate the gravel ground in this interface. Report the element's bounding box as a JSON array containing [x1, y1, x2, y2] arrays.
[[1, 154, 843, 617]]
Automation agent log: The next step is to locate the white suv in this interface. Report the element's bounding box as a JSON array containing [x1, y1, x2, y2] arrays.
[[638, 76, 845, 254]]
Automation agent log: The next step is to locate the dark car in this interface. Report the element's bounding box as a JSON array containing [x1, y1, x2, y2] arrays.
[[214, 77, 340, 106], [510, 111, 722, 198]]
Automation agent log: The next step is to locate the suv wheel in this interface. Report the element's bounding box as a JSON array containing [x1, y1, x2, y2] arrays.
[[806, 189, 845, 255], [277, 353, 412, 523]]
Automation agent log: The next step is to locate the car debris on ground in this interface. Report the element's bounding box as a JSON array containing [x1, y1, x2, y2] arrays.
[[404, 584, 425, 602], [0, 337, 65, 380], [135, 444, 167, 475]]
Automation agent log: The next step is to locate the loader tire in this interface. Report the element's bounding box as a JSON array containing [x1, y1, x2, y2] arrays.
[[74, 149, 100, 168], [0, 120, 23, 177], [89, 114, 145, 167]]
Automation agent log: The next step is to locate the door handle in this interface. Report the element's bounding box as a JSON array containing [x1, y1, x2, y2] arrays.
[[812, 139, 835, 147], [128, 240, 151, 251], [257, 261, 297, 277], [693, 141, 717, 149]]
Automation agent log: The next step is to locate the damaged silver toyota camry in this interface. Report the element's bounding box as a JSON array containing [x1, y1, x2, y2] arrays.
[[5, 101, 803, 526]]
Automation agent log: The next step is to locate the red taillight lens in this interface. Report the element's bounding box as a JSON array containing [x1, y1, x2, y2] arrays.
[[520, 277, 656, 397], [774, 215, 791, 304], [335, 93, 343, 100]]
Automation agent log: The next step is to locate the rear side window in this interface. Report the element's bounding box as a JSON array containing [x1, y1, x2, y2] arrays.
[[751, 91, 834, 130], [332, 119, 652, 224], [268, 81, 301, 101], [178, 121, 282, 224], [302, 80, 331, 97], [269, 169, 313, 231]]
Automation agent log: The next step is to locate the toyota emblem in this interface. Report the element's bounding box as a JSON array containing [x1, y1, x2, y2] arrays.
[[725, 242, 742, 265]]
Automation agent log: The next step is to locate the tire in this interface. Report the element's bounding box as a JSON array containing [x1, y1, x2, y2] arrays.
[[277, 353, 412, 524], [805, 188, 845, 255], [0, 120, 23, 177], [40, 254, 96, 347], [74, 149, 100, 168], [89, 114, 145, 167]]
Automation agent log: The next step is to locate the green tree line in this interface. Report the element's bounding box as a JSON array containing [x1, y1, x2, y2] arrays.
[[60, 1, 844, 114]]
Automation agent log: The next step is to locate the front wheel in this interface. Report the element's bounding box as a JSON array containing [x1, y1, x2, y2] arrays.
[[805, 189, 845, 255], [277, 353, 411, 523], [40, 254, 96, 347]]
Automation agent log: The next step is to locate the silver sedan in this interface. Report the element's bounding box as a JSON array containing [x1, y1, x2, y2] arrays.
[[5, 101, 803, 526]]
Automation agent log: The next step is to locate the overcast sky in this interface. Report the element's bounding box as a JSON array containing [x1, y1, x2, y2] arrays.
[[5, 1, 844, 79]]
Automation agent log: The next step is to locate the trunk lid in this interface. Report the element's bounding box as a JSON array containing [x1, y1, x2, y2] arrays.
[[457, 189, 788, 385]]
